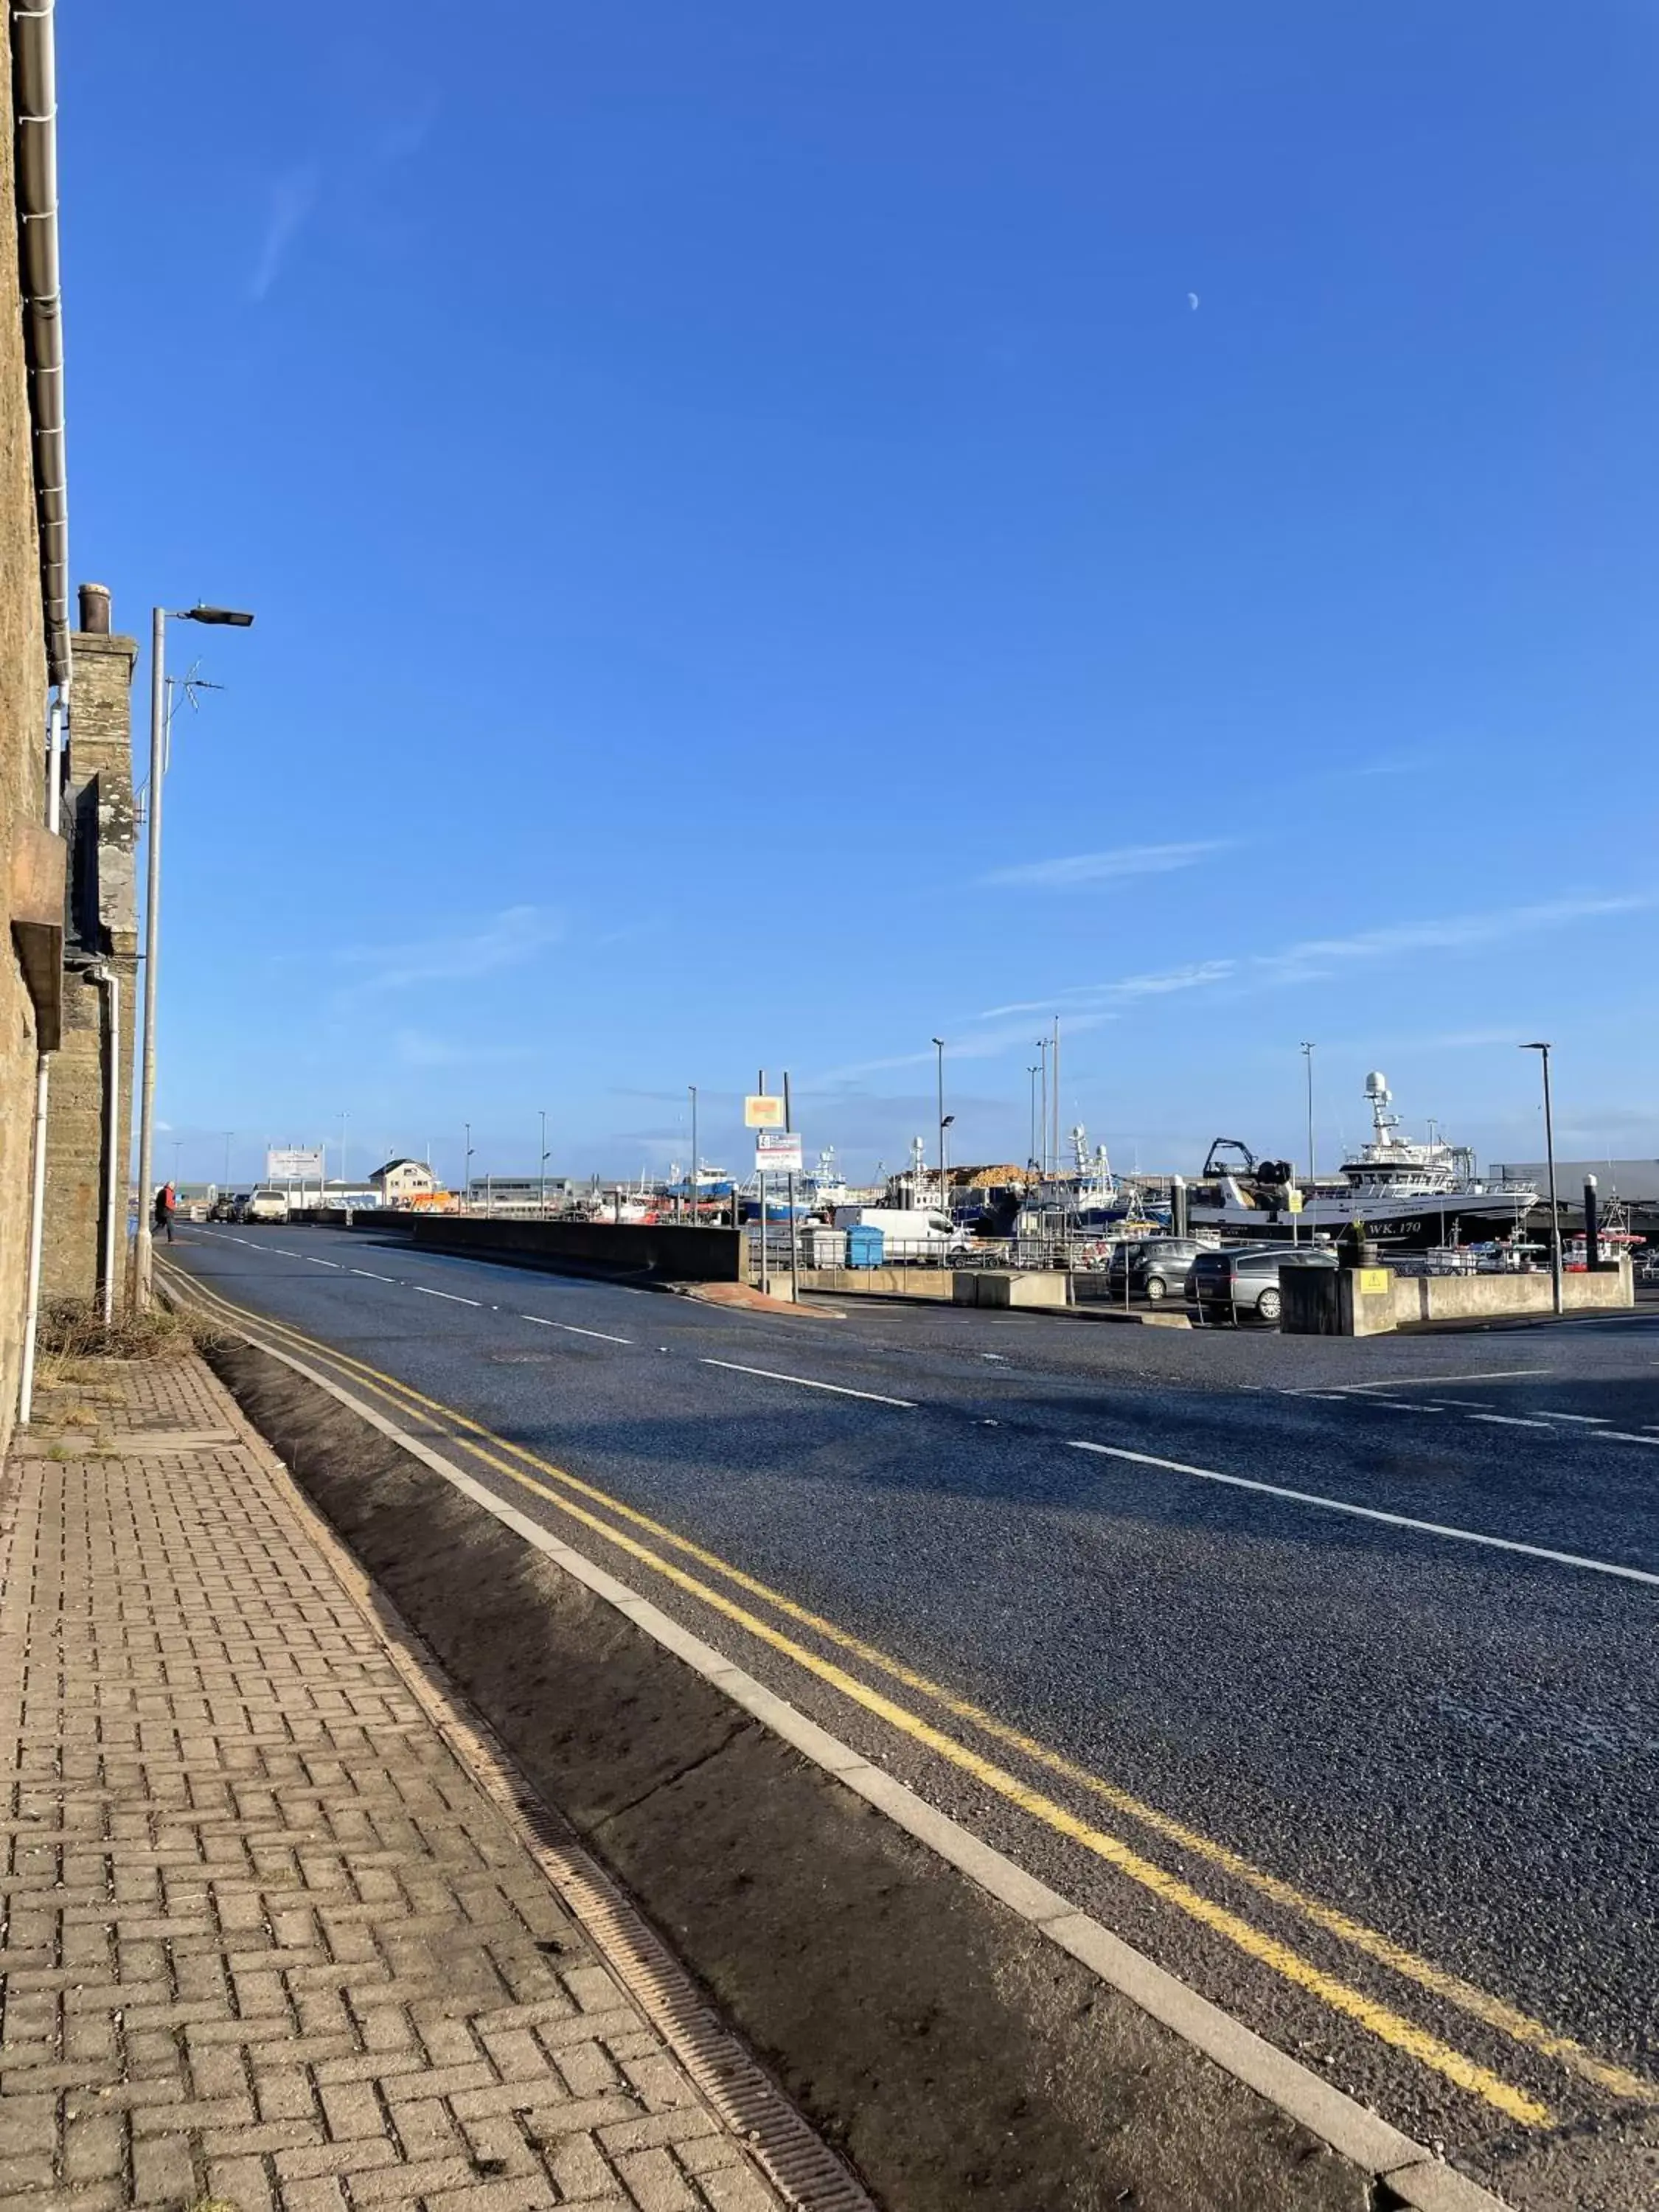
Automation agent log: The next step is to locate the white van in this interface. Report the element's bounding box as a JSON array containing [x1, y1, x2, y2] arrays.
[[831, 1206, 967, 1260], [244, 1188, 289, 1223]]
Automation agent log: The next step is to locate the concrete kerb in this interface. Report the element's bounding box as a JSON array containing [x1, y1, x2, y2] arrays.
[[165, 1278, 1514, 2212]]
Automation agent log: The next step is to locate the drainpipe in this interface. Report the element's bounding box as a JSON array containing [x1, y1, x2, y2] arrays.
[[87, 965, 119, 1326], [13, 0, 70, 1423], [17, 693, 63, 1424]]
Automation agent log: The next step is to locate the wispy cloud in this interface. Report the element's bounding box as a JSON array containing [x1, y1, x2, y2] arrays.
[[818, 891, 1655, 1092], [1250, 894, 1656, 989], [248, 164, 321, 302], [981, 841, 1230, 891], [337, 905, 563, 997]]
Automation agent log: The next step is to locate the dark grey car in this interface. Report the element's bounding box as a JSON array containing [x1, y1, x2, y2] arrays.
[[1105, 1237, 1206, 1304], [1186, 1243, 1339, 1326]]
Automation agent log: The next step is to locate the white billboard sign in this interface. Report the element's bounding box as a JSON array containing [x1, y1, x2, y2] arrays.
[[754, 1132, 803, 1176], [266, 1146, 325, 1183], [745, 1094, 786, 1129]]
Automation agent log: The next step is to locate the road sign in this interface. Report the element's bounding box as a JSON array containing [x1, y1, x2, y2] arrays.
[[754, 1131, 803, 1176], [745, 1095, 785, 1129], [1287, 1186, 1304, 1214], [267, 1146, 324, 1182]]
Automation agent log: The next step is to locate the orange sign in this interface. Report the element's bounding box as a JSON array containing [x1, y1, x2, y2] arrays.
[[744, 1095, 785, 1129]]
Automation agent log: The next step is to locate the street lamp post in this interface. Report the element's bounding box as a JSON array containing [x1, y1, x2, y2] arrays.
[[131, 602, 254, 1307], [1300, 1041, 1316, 1186], [339, 1109, 349, 1196], [1035, 1037, 1048, 1176], [1027, 1064, 1040, 1175], [539, 1109, 549, 1214], [223, 1130, 233, 1192], [931, 1038, 946, 1209], [688, 1085, 698, 1225], [1521, 1043, 1563, 1315], [464, 1121, 473, 1212]]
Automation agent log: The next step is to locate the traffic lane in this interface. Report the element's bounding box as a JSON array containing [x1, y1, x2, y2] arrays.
[[210, 1224, 1659, 1416], [171, 1239, 1659, 2087], [178, 1230, 1659, 1578], [796, 1276, 1659, 1388]]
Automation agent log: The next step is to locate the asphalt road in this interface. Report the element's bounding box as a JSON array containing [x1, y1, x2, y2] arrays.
[[164, 1225, 1659, 2211]]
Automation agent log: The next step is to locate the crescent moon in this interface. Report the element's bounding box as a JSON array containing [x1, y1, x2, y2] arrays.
[[1188, 292, 1200, 310]]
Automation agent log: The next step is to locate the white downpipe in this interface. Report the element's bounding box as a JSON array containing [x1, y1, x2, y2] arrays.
[[89, 965, 119, 1326], [17, 1059, 51, 1422], [14, 0, 70, 1425], [18, 690, 64, 1425]]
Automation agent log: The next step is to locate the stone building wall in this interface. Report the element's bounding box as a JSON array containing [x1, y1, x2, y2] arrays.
[[0, 21, 53, 1453], [42, 608, 137, 1301]]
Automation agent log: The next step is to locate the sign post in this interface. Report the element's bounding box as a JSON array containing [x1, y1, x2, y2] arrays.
[[745, 1093, 786, 1295], [1288, 1182, 1304, 1245]]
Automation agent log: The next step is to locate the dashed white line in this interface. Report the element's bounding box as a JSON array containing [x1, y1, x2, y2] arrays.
[[302, 1257, 341, 1268], [352, 1269, 396, 1281], [1468, 1413, 1556, 1431], [1368, 1401, 1441, 1413], [1066, 1441, 1659, 1586], [1594, 1430, 1659, 1448], [1534, 1411, 1609, 1425], [521, 1317, 633, 1345], [700, 1358, 916, 1408], [414, 1286, 481, 1307]]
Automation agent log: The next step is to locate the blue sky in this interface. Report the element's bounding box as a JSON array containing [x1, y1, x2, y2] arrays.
[[63, 2, 1659, 1188]]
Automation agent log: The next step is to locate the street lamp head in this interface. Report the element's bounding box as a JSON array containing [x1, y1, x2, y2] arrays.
[[1520, 1041, 1551, 1053], [931, 1036, 945, 1049], [178, 604, 255, 627], [941, 1113, 956, 1130]]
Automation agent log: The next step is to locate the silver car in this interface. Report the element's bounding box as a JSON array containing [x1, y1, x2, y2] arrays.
[[1186, 1243, 1339, 1326]]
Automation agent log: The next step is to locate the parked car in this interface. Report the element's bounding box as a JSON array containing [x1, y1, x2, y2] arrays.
[[243, 1188, 290, 1224], [1186, 1242, 1339, 1326], [1104, 1237, 1206, 1304]]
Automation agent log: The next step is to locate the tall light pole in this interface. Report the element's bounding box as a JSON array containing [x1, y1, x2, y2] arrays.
[[1027, 1064, 1040, 1175], [1035, 1037, 1048, 1177], [1521, 1043, 1563, 1315], [931, 1038, 946, 1207], [223, 1130, 234, 1191], [1300, 1041, 1316, 1186], [339, 1109, 349, 1194], [464, 1121, 473, 1211], [688, 1085, 698, 1224], [131, 602, 255, 1306], [539, 1109, 549, 1214]]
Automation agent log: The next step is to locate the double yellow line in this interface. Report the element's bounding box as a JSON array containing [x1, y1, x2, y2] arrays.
[[165, 1256, 1656, 2129]]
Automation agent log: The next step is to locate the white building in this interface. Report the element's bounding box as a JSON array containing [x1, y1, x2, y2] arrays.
[[369, 1157, 442, 1204]]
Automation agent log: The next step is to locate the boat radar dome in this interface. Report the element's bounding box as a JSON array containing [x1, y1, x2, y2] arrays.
[[1364, 1071, 1388, 1099]]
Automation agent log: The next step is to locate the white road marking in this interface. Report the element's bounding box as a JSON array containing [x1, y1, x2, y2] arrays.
[[1595, 1430, 1659, 1448], [1426, 1399, 1495, 1411], [1534, 1411, 1608, 1425], [1326, 1368, 1552, 1393], [981, 1353, 1007, 1362], [700, 1358, 917, 1408], [1066, 1441, 1659, 1587], [302, 1257, 341, 1268], [352, 1269, 396, 1281], [414, 1286, 481, 1307], [1305, 1393, 1351, 1402], [1368, 1401, 1441, 1413], [521, 1317, 633, 1345], [1468, 1413, 1556, 1430]]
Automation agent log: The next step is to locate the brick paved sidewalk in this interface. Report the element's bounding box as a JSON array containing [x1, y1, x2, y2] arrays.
[[0, 1352, 793, 2212]]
